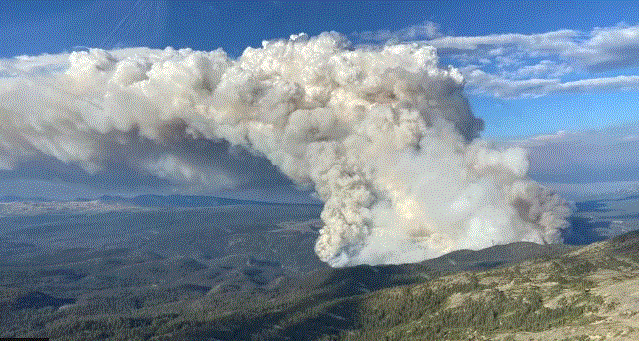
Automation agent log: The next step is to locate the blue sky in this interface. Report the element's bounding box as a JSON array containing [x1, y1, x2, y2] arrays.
[[0, 0, 637, 199], [1, 1, 636, 55]]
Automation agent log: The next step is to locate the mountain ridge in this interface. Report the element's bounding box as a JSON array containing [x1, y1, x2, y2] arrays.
[[0, 193, 323, 208]]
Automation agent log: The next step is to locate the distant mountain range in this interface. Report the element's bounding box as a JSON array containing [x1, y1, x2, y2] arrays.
[[0, 195, 49, 203], [95, 194, 295, 208], [0, 194, 323, 208]]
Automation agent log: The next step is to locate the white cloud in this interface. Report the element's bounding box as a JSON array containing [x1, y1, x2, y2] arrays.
[[574, 24, 639, 71], [507, 122, 638, 146], [353, 21, 441, 42], [359, 22, 638, 99], [555, 75, 639, 93], [462, 67, 638, 99], [501, 123, 639, 184], [426, 23, 638, 72], [509, 60, 573, 79], [542, 180, 638, 200], [428, 29, 578, 53]]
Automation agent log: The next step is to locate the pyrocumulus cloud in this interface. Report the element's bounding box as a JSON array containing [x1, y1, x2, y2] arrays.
[[0, 32, 571, 266]]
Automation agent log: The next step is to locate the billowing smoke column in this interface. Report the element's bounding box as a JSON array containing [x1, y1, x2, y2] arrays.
[[0, 32, 571, 266]]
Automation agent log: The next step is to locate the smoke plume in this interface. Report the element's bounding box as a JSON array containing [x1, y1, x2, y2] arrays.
[[0, 32, 571, 266]]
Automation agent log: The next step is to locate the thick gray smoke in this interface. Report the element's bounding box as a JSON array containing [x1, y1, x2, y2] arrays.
[[0, 32, 571, 266]]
